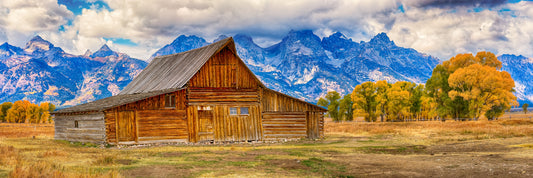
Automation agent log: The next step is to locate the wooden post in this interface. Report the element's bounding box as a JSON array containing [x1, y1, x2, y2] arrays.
[[135, 110, 139, 143]]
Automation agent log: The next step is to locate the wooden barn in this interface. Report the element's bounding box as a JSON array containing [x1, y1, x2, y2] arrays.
[[52, 37, 326, 144]]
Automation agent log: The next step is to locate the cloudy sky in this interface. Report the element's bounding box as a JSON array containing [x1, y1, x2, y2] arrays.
[[1, 0, 532, 60]]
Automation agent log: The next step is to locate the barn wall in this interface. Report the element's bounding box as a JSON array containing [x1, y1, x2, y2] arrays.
[[187, 104, 261, 142], [105, 90, 188, 143], [188, 88, 259, 104], [261, 88, 322, 112], [54, 113, 106, 143], [188, 47, 258, 89], [261, 88, 325, 139], [306, 111, 324, 139], [262, 112, 307, 140], [136, 110, 188, 141]]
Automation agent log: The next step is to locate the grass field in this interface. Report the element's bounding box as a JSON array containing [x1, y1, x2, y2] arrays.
[[1, 114, 533, 177]]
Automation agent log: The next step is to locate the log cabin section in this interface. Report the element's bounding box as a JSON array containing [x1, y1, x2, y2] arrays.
[[52, 37, 326, 145]]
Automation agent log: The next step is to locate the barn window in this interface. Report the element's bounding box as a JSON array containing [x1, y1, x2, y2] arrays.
[[165, 94, 175, 108], [240, 107, 249, 115], [74, 121, 79, 128], [230, 107, 238, 115]]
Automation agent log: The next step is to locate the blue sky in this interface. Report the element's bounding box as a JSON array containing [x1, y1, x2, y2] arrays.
[[1, 0, 533, 60]]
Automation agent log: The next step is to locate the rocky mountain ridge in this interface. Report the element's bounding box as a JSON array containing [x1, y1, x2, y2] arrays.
[[1, 31, 531, 107]]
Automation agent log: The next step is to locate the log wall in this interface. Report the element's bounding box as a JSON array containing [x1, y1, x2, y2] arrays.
[[188, 88, 259, 104], [261, 88, 322, 112], [261, 89, 325, 139], [105, 89, 188, 143], [54, 113, 106, 143], [262, 112, 307, 140]]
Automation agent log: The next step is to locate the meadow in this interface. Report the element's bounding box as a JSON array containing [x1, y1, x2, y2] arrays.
[[1, 114, 533, 177]]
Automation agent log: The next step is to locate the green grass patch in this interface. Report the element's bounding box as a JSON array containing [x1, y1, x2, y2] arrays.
[[0, 169, 8, 177], [301, 157, 347, 177], [227, 161, 261, 168], [285, 150, 307, 157]]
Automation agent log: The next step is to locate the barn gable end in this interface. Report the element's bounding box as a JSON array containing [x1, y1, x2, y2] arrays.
[[53, 37, 325, 144]]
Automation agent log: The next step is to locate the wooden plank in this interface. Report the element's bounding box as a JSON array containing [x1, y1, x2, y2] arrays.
[[54, 113, 106, 144], [188, 47, 258, 89]]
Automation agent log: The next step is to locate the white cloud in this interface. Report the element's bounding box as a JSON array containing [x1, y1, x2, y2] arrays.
[[0, 0, 73, 46], [2, 0, 533, 61], [57, 0, 400, 59], [388, 1, 533, 59]]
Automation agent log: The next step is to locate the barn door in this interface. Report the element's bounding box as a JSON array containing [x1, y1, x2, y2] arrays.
[[198, 108, 214, 142], [117, 111, 136, 142]]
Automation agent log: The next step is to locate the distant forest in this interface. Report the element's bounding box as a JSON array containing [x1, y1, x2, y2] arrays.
[[0, 100, 55, 123], [319, 51, 521, 122]]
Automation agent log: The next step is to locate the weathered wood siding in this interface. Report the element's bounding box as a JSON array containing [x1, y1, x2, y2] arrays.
[[117, 111, 136, 142], [307, 111, 324, 139], [187, 104, 261, 142], [261, 89, 325, 139], [54, 113, 105, 143], [188, 47, 258, 89], [111, 90, 187, 111], [189, 88, 259, 104], [262, 112, 307, 139], [137, 110, 188, 141], [261, 88, 321, 112], [105, 90, 188, 143], [104, 111, 117, 143]]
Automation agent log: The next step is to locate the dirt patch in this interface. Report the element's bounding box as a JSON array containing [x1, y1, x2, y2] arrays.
[[427, 141, 511, 153], [359, 145, 427, 155], [121, 165, 191, 178], [265, 159, 309, 170], [115, 159, 134, 165]]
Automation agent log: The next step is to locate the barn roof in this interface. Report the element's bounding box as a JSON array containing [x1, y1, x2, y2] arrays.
[[54, 37, 325, 114], [119, 37, 233, 95], [52, 88, 182, 114]]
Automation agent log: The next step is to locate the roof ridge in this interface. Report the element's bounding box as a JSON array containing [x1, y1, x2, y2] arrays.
[[151, 37, 233, 62], [118, 36, 233, 95]]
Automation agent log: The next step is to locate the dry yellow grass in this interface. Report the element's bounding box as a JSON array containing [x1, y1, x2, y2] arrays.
[[0, 123, 54, 138], [327, 119, 533, 136], [0, 114, 532, 177]]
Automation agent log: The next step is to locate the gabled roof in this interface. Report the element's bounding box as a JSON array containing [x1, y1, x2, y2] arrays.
[[52, 88, 182, 114], [54, 37, 324, 114], [119, 37, 233, 95]]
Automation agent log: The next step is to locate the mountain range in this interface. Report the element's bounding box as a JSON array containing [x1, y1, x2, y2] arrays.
[[0, 30, 531, 108], [0, 36, 146, 107]]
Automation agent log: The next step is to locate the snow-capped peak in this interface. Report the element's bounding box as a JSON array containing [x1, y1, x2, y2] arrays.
[[24, 35, 54, 54], [91, 44, 118, 58], [369, 32, 395, 46]]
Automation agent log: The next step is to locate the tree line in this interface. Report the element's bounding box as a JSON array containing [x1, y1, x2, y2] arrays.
[[318, 51, 518, 122], [0, 100, 55, 123]]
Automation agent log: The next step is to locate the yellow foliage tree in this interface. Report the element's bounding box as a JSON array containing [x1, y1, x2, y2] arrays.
[[6, 100, 31, 123], [39, 102, 52, 123], [448, 63, 517, 119], [26, 104, 40, 123], [4, 100, 53, 123], [420, 95, 438, 120], [351, 81, 378, 122], [386, 82, 411, 121], [375, 80, 390, 122]]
